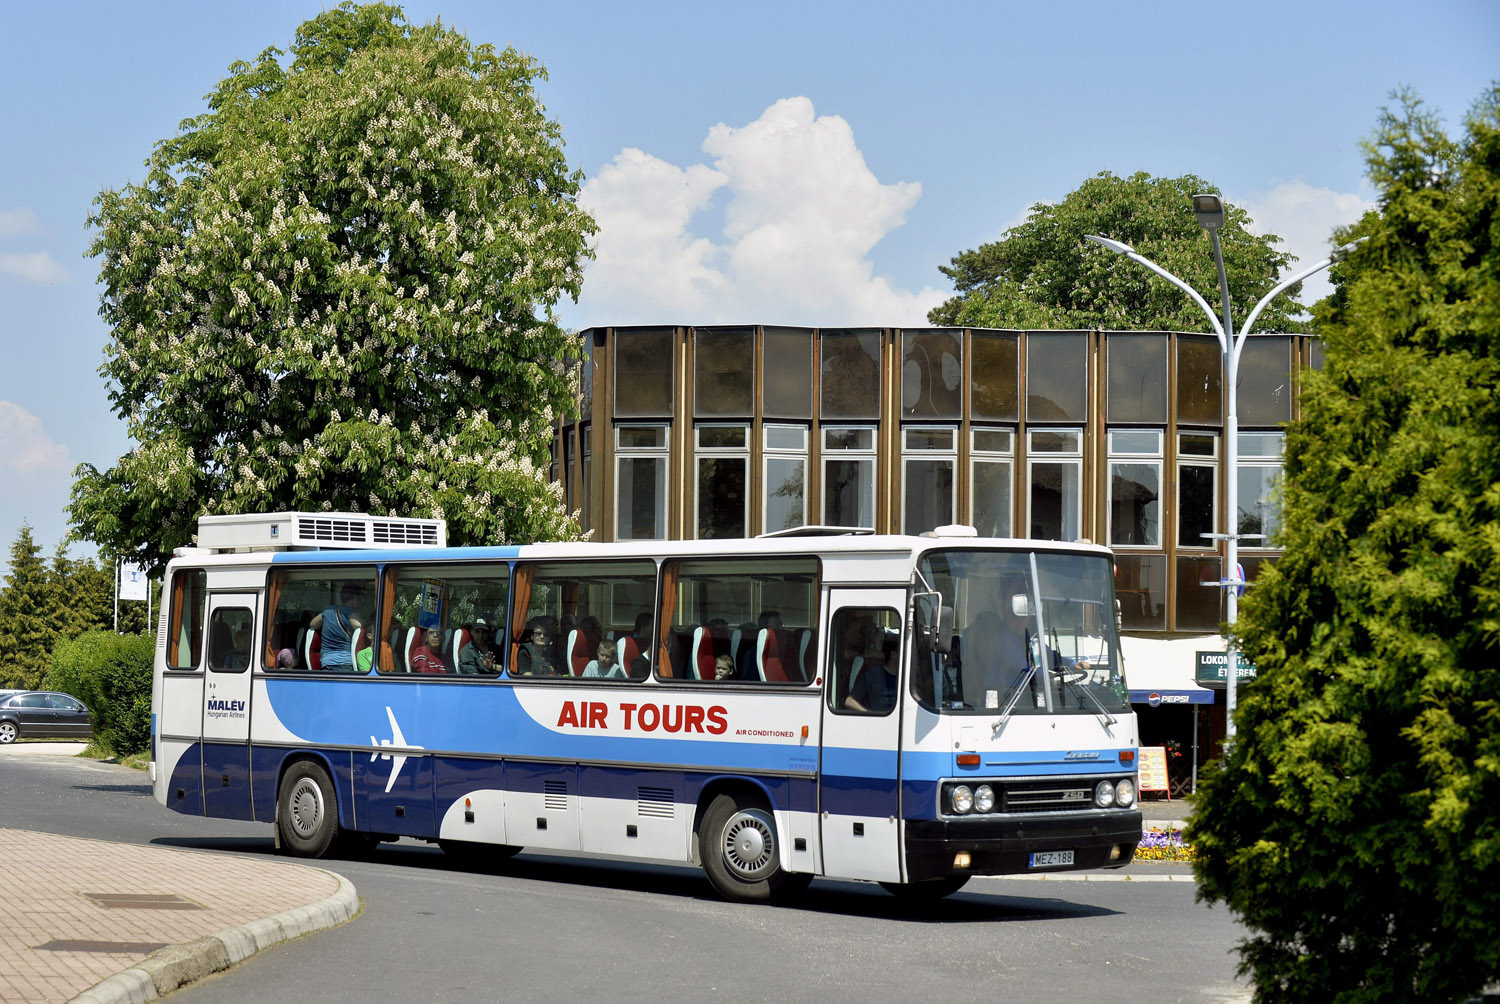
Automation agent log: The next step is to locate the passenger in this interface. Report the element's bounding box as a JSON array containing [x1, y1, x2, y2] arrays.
[[460, 617, 500, 674], [628, 612, 654, 678], [583, 639, 623, 679], [845, 646, 898, 713], [411, 628, 446, 674], [222, 623, 251, 670], [714, 653, 735, 681], [309, 583, 365, 671], [516, 620, 558, 676]]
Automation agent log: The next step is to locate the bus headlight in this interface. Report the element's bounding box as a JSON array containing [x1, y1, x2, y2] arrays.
[[1094, 780, 1116, 808], [974, 784, 995, 813], [1115, 778, 1136, 807], [951, 785, 974, 814]]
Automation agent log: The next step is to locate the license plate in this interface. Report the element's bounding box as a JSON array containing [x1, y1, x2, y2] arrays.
[[1029, 850, 1075, 868]]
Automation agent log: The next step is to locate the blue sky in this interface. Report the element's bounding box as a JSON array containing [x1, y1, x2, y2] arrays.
[[2, 0, 1496, 569]]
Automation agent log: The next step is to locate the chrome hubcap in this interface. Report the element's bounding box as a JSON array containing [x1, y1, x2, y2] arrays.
[[0, 723, 15, 742], [288, 778, 324, 838], [722, 809, 776, 881]]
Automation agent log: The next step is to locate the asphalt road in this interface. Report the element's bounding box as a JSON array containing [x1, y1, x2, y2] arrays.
[[0, 750, 1250, 1003]]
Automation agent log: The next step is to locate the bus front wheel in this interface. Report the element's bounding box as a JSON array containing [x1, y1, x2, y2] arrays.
[[278, 761, 340, 858], [700, 793, 801, 903]]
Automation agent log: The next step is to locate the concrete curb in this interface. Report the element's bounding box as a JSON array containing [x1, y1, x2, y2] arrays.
[[66, 870, 359, 1004]]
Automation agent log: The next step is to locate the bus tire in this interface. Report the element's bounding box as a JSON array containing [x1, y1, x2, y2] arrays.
[[439, 840, 522, 867], [278, 760, 340, 858], [700, 792, 793, 903], [879, 875, 970, 900]]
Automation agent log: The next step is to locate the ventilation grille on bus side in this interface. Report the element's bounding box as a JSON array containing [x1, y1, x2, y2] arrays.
[[637, 787, 675, 819], [297, 517, 369, 544], [543, 780, 569, 812], [372, 520, 441, 546]]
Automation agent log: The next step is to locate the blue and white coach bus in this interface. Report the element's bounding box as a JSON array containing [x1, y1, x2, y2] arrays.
[[152, 511, 1141, 902]]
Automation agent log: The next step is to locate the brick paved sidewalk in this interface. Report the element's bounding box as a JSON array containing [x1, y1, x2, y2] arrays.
[[0, 828, 355, 1004]]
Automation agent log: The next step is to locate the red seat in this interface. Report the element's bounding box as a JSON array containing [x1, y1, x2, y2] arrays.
[[690, 627, 715, 680], [304, 630, 322, 671], [568, 630, 590, 676], [756, 628, 789, 683]]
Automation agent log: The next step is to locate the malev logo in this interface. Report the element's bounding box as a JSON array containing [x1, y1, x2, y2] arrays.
[[1063, 750, 1100, 760]]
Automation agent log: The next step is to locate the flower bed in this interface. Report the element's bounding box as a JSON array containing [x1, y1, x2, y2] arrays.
[[1135, 826, 1196, 862]]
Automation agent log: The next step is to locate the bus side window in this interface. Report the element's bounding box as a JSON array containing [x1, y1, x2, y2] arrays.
[[830, 608, 901, 715], [167, 569, 207, 670]]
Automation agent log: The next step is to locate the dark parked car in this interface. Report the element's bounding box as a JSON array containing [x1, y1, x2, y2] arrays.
[[0, 691, 93, 743]]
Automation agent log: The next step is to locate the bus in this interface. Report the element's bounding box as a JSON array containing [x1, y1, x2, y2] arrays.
[[152, 511, 1141, 902]]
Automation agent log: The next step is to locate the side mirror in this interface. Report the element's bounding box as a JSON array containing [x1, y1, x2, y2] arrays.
[[917, 595, 954, 654], [1010, 593, 1030, 619]]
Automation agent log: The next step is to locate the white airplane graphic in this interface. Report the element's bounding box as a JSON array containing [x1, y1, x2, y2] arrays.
[[370, 706, 424, 793]]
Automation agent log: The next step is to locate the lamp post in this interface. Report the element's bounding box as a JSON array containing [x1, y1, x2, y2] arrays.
[[1086, 204, 1355, 742]]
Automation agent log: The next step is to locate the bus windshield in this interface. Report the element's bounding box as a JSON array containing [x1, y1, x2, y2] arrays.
[[913, 549, 1129, 717]]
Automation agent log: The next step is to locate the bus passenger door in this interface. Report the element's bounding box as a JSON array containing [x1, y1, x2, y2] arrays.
[[201, 593, 257, 820], [819, 588, 905, 883]]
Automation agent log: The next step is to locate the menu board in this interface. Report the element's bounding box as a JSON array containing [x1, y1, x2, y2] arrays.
[[1138, 745, 1170, 794]]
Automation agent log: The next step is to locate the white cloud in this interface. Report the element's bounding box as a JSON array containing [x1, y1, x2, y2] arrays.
[[0, 402, 71, 475], [576, 96, 946, 327], [0, 251, 68, 285], [0, 207, 41, 239], [1238, 180, 1376, 306]]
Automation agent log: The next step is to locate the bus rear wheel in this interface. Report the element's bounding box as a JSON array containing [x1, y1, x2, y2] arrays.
[[879, 875, 970, 900], [700, 793, 800, 903], [278, 760, 340, 858]]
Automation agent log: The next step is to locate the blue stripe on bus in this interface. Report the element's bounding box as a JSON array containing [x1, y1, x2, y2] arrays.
[[263, 678, 821, 775]]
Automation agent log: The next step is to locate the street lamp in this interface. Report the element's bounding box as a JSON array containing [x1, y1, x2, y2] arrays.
[[1086, 206, 1357, 741]]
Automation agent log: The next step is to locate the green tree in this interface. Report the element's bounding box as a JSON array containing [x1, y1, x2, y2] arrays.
[[930, 171, 1305, 332], [72, 2, 594, 574], [47, 546, 114, 641], [1190, 86, 1500, 1002], [0, 525, 58, 690]]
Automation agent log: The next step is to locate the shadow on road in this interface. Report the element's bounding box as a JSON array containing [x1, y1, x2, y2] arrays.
[[155, 834, 1122, 923]]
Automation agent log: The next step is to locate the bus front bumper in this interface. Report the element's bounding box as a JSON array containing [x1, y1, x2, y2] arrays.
[[903, 809, 1143, 882]]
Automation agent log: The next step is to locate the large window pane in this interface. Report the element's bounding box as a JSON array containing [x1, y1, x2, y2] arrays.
[[698, 458, 747, 538], [1237, 336, 1293, 426], [1107, 334, 1168, 423], [820, 329, 881, 420], [824, 458, 874, 528], [1178, 463, 1216, 547], [765, 458, 806, 532], [267, 568, 380, 672], [614, 328, 674, 417], [513, 560, 657, 679], [971, 459, 1012, 537], [1028, 461, 1081, 540], [386, 563, 509, 675], [694, 327, 753, 417], [617, 456, 665, 540], [904, 459, 955, 534], [763, 327, 813, 418], [1026, 333, 1087, 421], [970, 331, 1019, 421], [1114, 554, 1167, 630], [1109, 462, 1161, 547], [1175, 556, 1223, 632], [665, 557, 820, 684], [1237, 465, 1282, 542], [902, 329, 963, 419], [1177, 336, 1223, 426], [167, 569, 207, 670]]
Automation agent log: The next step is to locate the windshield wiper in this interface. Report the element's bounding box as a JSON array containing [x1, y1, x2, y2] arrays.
[[1053, 667, 1118, 726]]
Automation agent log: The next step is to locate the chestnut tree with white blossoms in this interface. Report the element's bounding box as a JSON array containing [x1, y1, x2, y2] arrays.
[[73, 2, 595, 572]]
